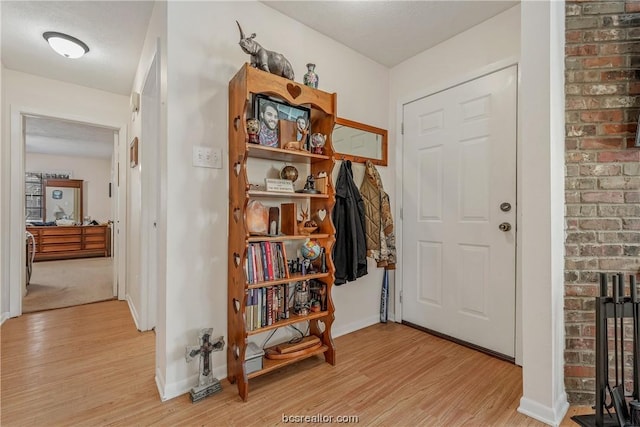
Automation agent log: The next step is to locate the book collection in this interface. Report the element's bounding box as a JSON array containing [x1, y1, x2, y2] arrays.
[[245, 241, 288, 284], [246, 284, 291, 331]]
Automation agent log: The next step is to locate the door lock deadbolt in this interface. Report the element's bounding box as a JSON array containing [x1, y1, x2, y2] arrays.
[[500, 202, 512, 212]]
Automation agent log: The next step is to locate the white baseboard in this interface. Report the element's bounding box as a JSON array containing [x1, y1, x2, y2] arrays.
[[125, 295, 142, 331], [159, 365, 228, 401], [518, 393, 569, 427], [1, 311, 10, 325], [332, 314, 381, 338]]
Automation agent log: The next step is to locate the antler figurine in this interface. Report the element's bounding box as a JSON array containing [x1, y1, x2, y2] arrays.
[[236, 21, 295, 80], [297, 207, 318, 235]]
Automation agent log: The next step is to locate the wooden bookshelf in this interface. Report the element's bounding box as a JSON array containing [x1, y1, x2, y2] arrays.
[[228, 63, 337, 401]]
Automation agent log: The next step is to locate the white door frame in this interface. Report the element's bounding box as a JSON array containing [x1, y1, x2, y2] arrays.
[[139, 44, 160, 331], [394, 58, 522, 365], [8, 105, 126, 317]]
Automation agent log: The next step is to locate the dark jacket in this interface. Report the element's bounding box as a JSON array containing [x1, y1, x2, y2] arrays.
[[332, 160, 367, 285]]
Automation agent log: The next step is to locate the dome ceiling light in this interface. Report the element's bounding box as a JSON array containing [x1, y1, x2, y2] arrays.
[[43, 31, 89, 59]]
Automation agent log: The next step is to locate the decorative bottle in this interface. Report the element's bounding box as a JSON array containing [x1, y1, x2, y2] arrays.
[[303, 63, 318, 89]]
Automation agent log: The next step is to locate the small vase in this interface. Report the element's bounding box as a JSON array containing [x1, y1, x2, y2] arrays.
[[303, 63, 318, 89]]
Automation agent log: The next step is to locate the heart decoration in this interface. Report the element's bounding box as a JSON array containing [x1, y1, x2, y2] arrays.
[[233, 116, 240, 131], [233, 298, 240, 313], [233, 344, 240, 360], [286, 83, 302, 99], [233, 208, 241, 223], [316, 209, 327, 222], [234, 252, 241, 267], [234, 162, 241, 177]]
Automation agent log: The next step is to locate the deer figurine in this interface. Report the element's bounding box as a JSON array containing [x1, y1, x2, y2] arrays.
[[236, 21, 295, 80]]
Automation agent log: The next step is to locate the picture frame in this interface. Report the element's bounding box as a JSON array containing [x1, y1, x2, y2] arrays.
[[254, 94, 311, 148], [130, 137, 139, 168]]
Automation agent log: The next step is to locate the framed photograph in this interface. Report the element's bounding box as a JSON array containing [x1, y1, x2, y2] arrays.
[[254, 94, 311, 148], [130, 137, 139, 168]]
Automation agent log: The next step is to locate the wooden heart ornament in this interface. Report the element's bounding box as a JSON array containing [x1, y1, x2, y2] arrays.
[[316, 209, 327, 223], [233, 207, 241, 223], [233, 162, 241, 177], [286, 83, 302, 99]]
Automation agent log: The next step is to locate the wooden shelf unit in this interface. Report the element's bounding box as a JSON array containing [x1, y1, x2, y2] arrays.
[[228, 63, 337, 401]]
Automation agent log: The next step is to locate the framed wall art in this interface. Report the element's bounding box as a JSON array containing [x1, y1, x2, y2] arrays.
[[253, 94, 310, 148]]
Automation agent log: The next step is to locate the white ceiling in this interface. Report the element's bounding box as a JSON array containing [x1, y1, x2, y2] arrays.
[[262, 1, 518, 68], [3, 1, 518, 158]]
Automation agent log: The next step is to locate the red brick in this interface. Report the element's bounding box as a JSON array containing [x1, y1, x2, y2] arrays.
[[580, 164, 622, 176], [623, 219, 640, 230], [566, 139, 579, 150], [567, 151, 597, 163], [582, 325, 596, 337], [600, 70, 635, 81], [566, 30, 583, 43], [565, 365, 596, 378], [565, 298, 584, 310], [598, 150, 640, 162], [626, 2, 640, 12], [567, 311, 596, 322], [583, 56, 625, 68], [625, 191, 640, 202], [581, 191, 625, 203], [565, 284, 599, 297], [567, 97, 601, 110], [590, 29, 627, 41], [631, 82, 640, 95], [599, 42, 640, 55], [599, 176, 640, 189], [579, 219, 621, 230], [600, 257, 640, 270], [566, 339, 596, 351], [567, 44, 599, 56], [582, 83, 625, 95], [580, 110, 623, 122], [601, 123, 637, 135], [580, 137, 625, 149]]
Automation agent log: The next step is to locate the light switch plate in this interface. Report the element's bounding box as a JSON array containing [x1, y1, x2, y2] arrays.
[[192, 146, 222, 169]]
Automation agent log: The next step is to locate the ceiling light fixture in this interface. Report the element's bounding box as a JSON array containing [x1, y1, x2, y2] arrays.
[[43, 31, 89, 59]]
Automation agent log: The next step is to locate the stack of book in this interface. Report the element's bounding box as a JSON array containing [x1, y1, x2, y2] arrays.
[[245, 242, 289, 284], [246, 285, 291, 331]]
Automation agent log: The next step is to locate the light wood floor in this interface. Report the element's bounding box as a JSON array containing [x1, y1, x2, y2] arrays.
[[1, 300, 586, 426]]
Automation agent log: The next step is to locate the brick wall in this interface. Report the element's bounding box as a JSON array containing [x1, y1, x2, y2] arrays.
[[565, 0, 640, 405]]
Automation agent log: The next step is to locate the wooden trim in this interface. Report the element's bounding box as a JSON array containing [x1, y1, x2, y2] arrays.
[[334, 117, 388, 166]]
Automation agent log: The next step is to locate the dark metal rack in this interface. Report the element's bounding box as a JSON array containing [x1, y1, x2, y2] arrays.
[[576, 273, 640, 427]]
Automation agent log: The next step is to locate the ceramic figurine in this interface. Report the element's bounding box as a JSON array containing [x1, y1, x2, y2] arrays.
[[246, 118, 260, 144], [303, 63, 318, 89], [236, 21, 294, 80], [310, 133, 327, 155]]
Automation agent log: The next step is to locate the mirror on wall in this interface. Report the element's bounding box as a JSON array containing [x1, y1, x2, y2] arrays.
[[43, 179, 83, 224], [332, 117, 388, 166]]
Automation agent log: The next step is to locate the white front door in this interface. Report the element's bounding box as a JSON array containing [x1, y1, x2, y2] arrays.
[[401, 66, 517, 358]]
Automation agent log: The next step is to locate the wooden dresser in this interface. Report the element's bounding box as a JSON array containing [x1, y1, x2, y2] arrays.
[[27, 225, 111, 261]]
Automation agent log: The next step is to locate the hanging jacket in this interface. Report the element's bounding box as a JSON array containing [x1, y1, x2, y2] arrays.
[[332, 160, 368, 285], [360, 160, 396, 269]]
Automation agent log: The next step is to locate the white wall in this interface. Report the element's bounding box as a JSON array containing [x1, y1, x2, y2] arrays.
[[161, 1, 389, 400], [25, 152, 112, 222], [127, 1, 167, 389], [1, 69, 128, 317]]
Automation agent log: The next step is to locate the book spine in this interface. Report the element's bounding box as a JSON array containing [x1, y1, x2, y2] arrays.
[[264, 241, 274, 281]]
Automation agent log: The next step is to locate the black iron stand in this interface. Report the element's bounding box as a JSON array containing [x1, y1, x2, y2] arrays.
[[576, 273, 640, 427]]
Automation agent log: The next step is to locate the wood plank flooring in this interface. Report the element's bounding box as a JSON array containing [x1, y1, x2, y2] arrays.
[[1, 300, 582, 426]]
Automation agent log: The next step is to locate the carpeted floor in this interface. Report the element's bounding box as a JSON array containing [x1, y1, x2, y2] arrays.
[[24, 257, 115, 313]]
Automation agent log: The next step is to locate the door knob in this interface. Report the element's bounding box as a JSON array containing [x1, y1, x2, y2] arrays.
[[499, 222, 511, 232]]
